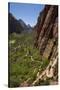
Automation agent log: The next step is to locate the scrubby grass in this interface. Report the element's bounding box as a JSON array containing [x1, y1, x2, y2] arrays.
[[9, 32, 49, 87]]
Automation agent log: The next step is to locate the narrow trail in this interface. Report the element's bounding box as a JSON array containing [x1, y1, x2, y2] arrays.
[[10, 38, 58, 86]]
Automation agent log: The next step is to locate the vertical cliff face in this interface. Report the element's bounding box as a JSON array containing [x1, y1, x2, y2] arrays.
[[35, 5, 58, 60], [32, 5, 58, 85]]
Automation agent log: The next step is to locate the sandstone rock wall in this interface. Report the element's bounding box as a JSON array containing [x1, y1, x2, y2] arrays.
[[35, 5, 58, 60]]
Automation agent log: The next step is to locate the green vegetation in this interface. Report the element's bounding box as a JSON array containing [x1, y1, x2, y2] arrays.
[[9, 32, 49, 87]]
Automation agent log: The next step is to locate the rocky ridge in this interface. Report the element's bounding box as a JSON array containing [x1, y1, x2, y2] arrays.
[[8, 13, 32, 34]]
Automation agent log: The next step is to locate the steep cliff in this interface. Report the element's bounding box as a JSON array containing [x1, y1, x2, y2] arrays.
[[33, 5, 58, 85], [35, 5, 58, 60]]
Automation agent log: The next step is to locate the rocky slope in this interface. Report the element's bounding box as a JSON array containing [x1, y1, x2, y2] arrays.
[[8, 13, 32, 34], [8, 13, 24, 34], [34, 5, 58, 85]]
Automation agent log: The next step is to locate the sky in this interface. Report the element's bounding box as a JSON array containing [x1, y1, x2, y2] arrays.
[[9, 3, 45, 26]]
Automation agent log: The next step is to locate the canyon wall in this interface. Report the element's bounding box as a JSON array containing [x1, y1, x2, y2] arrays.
[[35, 5, 58, 60], [32, 5, 58, 85]]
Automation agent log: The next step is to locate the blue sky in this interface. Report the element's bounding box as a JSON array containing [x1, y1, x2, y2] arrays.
[[9, 3, 45, 26]]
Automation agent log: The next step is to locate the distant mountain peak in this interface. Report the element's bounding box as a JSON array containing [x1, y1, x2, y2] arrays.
[[9, 13, 32, 34], [19, 19, 27, 29]]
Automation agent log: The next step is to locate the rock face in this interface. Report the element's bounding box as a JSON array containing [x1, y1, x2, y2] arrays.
[[35, 5, 58, 60], [32, 5, 58, 85]]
